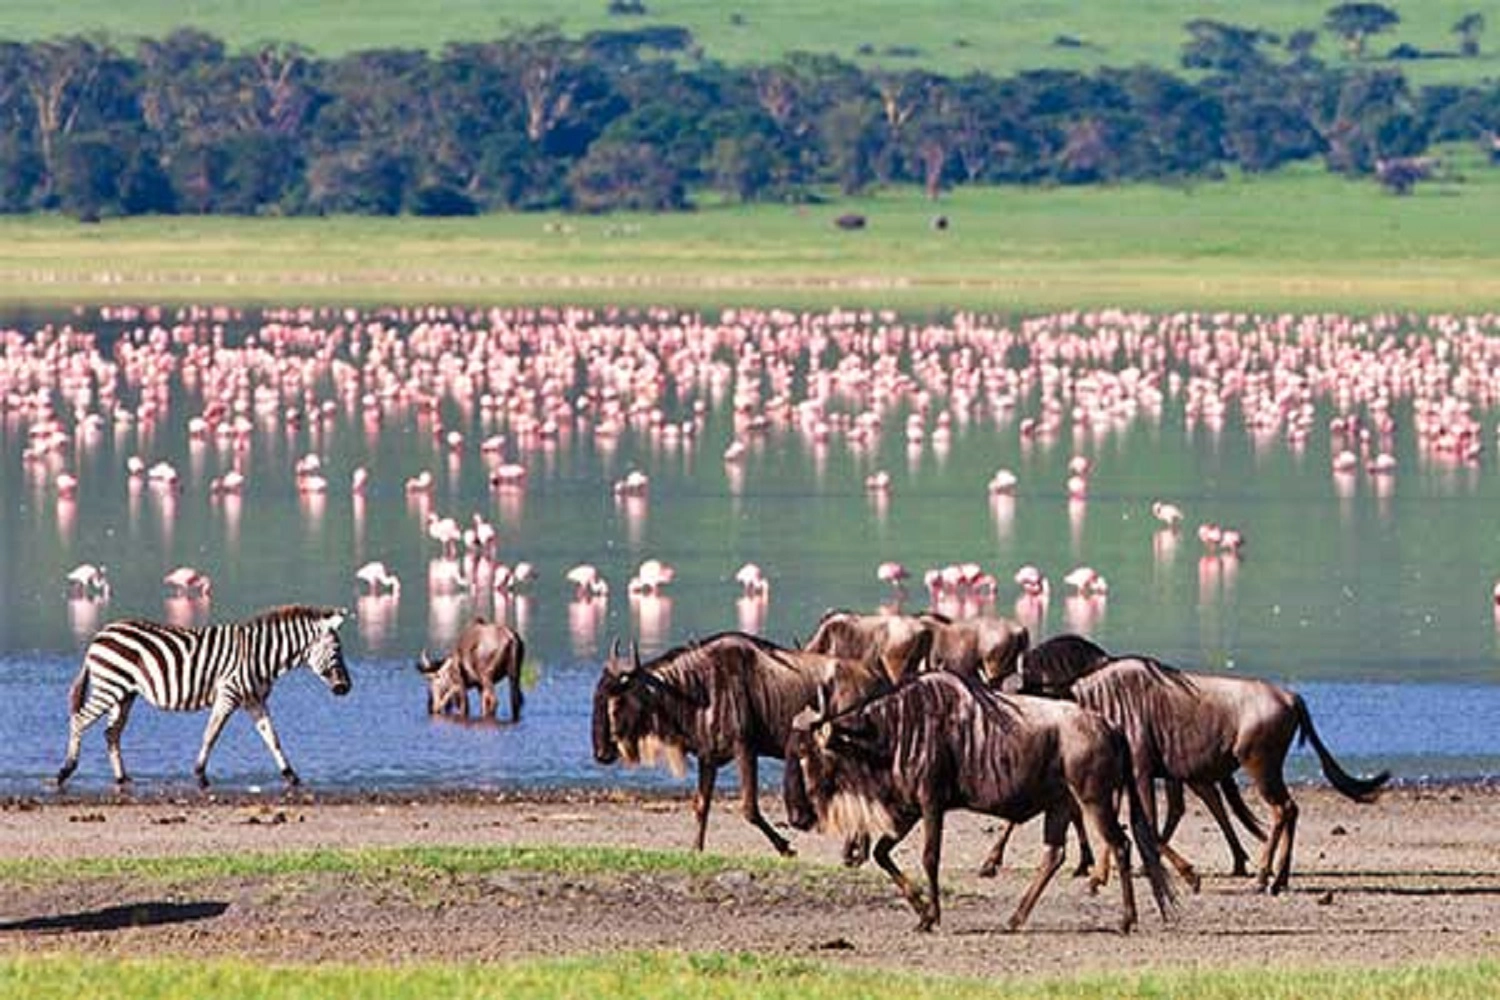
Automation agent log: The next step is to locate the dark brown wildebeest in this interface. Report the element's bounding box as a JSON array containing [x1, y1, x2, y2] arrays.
[[784, 672, 1178, 933], [1019, 651, 1388, 894], [991, 633, 1267, 888], [592, 631, 890, 856], [415, 618, 525, 722]]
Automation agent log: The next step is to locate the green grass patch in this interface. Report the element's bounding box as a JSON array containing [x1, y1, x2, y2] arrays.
[[4, 159, 1500, 312], [0, 843, 792, 885], [1, 952, 1497, 1000], [5, 0, 1499, 85]]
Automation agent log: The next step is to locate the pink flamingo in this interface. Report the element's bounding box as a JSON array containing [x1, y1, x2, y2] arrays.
[[735, 562, 769, 598], [566, 564, 608, 600], [876, 561, 909, 592], [1063, 565, 1109, 598], [988, 469, 1018, 496], [1014, 564, 1048, 598], [1151, 500, 1183, 529], [66, 564, 110, 600], [163, 566, 212, 599], [629, 558, 675, 595], [355, 560, 400, 596]]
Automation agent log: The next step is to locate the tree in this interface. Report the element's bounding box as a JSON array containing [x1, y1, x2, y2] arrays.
[[1181, 20, 1279, 75], [1324, 3, 1400, 59], [565, 140, 684, 211], [1454, 12, 1486, 57]]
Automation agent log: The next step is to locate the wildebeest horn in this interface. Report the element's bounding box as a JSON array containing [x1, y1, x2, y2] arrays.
[[631, 641, 641, 671], [415, 648, 437, 674], [604, 638, 629, 677], [815, 681, 831, 720]]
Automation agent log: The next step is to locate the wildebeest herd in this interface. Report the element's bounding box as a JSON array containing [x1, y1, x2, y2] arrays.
[[590, 609, 1390, 933], [55, 602, 1387, 935]]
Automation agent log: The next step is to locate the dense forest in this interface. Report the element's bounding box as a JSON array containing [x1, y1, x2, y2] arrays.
[[4, 7, 1500, 218]]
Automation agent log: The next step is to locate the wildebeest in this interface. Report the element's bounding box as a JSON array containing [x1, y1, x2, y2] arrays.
[[784, 672, 1177, 933], [1016, 647, 1389, 894], [802, 610, 937, 684], [991, 633, 1265, 887], [591, 631, 890, 855], [803, 609, 1028, 687], [415, 618, 525, 722], [920, 612, 1030, 686]]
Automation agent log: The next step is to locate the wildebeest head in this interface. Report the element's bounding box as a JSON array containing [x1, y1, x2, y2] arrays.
[[783, 685, 893, 837], [414, 648, 462, 714], [591, 639, 693, 775], [305, 611, 352, 696]]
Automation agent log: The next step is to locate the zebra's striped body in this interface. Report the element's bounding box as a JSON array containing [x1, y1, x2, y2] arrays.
[[57, 604, 351, 789]]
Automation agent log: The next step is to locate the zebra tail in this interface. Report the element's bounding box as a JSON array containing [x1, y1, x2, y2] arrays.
[[67, 661, 90, 716]]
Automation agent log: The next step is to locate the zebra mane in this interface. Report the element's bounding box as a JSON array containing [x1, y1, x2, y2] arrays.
[[244, 604, 343, 627]]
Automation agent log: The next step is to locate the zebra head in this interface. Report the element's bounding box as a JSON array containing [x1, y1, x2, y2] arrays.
[[306, 610, 352, 696]]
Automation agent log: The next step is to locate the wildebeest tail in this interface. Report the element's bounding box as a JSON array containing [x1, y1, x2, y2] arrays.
[[1221, 776, 1266, 842], [67, 660, 91, 716], [1118, 736, 1178, 921], [1293, 694, 1388, 803]]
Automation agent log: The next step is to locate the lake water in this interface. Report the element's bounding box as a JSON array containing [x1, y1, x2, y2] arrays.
[[3, 305, 1498, 794]]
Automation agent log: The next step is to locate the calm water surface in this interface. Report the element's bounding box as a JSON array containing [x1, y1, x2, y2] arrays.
[[3, 306, 1498, 793]]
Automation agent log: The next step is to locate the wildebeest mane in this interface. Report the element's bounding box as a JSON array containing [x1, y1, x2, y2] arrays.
[[1015, 632, 1111, 695]]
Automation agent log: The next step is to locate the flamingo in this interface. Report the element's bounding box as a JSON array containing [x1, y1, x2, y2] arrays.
[[66, 564, 110, 600], [1151, 500, 1184, 529], [988, 469, 1018, 496], [1014, 564, 1048, 597], [566, 564, 608, 600], [355, 560, 400, 596], [876, 561, 909, 591], [735, 562, 769, 598], [1063, 565, 1108, 597], [163, 566, 212, 599], [629, 558, 675, 595]]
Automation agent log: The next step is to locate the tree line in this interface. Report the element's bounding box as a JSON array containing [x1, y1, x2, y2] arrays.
[[3, 14, 1499, 219]]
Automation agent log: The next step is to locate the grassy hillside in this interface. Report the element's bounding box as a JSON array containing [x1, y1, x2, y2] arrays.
[[4, 0, 1500, 82], [2, 155, 1498, 312]]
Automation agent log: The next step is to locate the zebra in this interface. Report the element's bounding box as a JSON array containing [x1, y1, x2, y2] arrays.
[[56, 604, 352, 790]]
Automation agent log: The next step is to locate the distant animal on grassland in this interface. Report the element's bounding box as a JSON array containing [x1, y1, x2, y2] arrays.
[[784, 672, 1178, 933], [56, 605, 351, 789], [415, 618, 526, 722]]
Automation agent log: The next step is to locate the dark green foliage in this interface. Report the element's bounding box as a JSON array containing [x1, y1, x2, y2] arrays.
[[0, 17, 1495, 217]]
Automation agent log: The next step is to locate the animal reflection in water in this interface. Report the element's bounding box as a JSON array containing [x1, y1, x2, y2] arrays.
[[416, 618, 526, 722]]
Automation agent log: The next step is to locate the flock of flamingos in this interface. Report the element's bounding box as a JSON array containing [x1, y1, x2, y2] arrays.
[[6, 303, 1499, 647]]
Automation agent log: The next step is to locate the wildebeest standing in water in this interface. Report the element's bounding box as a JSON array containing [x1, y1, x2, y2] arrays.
[[415, 618, 526, 722], [995, 634, 1266, 887], [1019, 649, 1389, 894], [592, 632, 890, 856], [785, 673, 1178, 933]]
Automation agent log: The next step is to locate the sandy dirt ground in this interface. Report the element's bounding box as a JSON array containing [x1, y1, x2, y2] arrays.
[[0, 784, 1498, 979]]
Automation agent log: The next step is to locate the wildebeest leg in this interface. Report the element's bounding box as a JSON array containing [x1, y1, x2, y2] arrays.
[[917, 806, 944, 931], [842, 832, 871, 867], [1190, 778, 1254, 877], [1069, 799, 1096, 879], [103, 694, 136, 787], [478, 678, 498, 718], [736, 750, 793, 856], [872, 829, 925, 921], [1078, 792, 1138, 933], [1007, 805, 1068, 931], [691, 759, 716, 851], [1245, 756, 1298, 894], [508, 673, 523, 723], [1154, 779, 1201, 893], [977, 821, 1016, 878]]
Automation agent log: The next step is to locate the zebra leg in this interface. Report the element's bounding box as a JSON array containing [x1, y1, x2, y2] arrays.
[[244, 701, 299, 786], [57, 695, 112, 789], [194, 698, 238, 788], [104, 695, 137, 786]]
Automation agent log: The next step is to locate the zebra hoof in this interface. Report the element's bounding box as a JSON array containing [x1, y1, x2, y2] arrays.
[[195, 770, 211, 790], [282, 769, 301, 787]]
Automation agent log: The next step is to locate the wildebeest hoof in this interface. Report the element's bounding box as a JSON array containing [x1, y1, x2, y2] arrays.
[[1118, 916, 1137, 935], [976, 862, 998, 879], [915, 916, 937, 933], [1184, 869, 1203, 894]]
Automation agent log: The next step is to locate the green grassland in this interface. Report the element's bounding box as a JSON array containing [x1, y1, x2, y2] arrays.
[[0, 843, 796, 885], [1, 0, 1499, 82], [3, 156, 1500, 312], [1, 953, 1497, 1000]]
